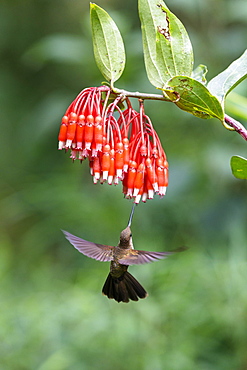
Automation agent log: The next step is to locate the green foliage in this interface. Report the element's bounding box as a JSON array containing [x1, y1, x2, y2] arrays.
[[231, 155, 247, 179], [92, 0, 247, 127], [138, 0, 193, 87], [90, 3, 126, 83], [192, 65, 208, 84], [207, 50, 247, 105], [164, 76, 224, 120]]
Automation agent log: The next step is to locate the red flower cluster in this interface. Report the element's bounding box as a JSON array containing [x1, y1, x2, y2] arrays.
[[58, 86, 168, 203]]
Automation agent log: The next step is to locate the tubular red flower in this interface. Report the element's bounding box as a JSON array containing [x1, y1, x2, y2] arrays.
[[58, 87, 168, 202], [58, 86, 109, 155], [119, 103, 168, 203]]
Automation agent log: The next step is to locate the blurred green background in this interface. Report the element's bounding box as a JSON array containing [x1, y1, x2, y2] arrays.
[[1, 0, 247, 369]]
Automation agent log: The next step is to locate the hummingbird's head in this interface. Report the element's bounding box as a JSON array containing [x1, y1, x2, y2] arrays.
[[119, 226, 133, 248]]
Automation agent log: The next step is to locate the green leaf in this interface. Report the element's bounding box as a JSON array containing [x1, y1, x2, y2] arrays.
[[225, 92, 247, 121], [155, 6, 193, 81], [90, 3, 126, 83], [164, 76, 224, 121], [207, 49, 247, 105], [192, 64, 208, 84], [138, 0, 193, 88], [231, 156, 247, 179], [138, 0, 167, 88]]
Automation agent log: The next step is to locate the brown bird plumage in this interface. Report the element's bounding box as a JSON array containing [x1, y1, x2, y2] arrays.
[[62, 226, 180, 303]]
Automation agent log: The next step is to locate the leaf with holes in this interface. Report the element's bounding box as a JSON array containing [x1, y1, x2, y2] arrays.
[[138, 0, 193, 88], [164, 76, 224, 121]]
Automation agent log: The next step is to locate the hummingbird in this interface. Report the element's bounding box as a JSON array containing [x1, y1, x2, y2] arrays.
[[63, 205, 183, 303]]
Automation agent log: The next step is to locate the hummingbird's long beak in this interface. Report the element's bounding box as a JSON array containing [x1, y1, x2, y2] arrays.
[[127, 203, 136, 227]]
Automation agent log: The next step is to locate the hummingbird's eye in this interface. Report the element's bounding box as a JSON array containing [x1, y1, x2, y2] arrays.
[[130, 233, 132, 237]]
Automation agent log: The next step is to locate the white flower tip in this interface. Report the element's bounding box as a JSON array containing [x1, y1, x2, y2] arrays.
[[78, 151, 85, 161], [94, 172, 100, 180], [133, 188, 140, 197], [142, 193, 148, 202], [103, 171, 108, 181], [70, 150, 77, 160], [93, 176, 98, 184], [158, 186, 167, 197], [92, 149, 98, 157], [113, 176, 119, 185], [134, 194, 141, 204], [66, 139, 72, 148], [96, 143, 102, 152], [58, 141, 65, 150], [107, 176, 113, 185], [116, 169, 123, 178], [153, 182, 159, 192], [82, 149, 90, 158], [126, 188, 133, 197]]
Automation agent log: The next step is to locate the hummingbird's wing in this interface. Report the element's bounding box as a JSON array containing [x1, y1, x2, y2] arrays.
[[62, 230, 114, 262], [118, 250, 174, 265]]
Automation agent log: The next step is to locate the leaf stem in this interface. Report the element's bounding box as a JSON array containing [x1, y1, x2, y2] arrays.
[[112, 87, 171, 101], [224, 114, 247, 141]]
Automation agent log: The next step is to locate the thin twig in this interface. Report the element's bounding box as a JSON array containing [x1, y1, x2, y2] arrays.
[[225, 114, 247, 141], [112, 87, 170, 101]]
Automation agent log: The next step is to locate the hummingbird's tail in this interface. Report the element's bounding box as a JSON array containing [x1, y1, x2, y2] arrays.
[[102, 272, 147, 303]]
